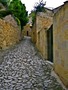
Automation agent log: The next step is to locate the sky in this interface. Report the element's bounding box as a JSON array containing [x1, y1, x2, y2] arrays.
[[21, 0, 66, 14]]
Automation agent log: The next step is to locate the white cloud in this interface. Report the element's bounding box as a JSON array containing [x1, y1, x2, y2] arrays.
[[21, 0, 66, 13]]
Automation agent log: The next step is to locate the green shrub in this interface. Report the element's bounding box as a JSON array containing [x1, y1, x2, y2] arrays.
[[0, 10, 11, 18], [15, 17, 21, 26]]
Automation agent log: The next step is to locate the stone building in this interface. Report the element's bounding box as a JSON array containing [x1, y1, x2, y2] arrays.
[[31, 2, 68, 87], [22, 16, 32, 37], [22, 23, 31, 37], [53, 1, 68, 87], [31, 8, 53, 60], [31, 21, 36, 44]]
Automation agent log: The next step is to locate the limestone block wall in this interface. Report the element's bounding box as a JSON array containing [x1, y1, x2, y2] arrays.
[[22, 24, 31, 37], [53, 2, 68, 87], [3, 15, 18, 27], [36, 12, 53, 59], [0, 19, 21, 49], [31, 22, 36, 44]]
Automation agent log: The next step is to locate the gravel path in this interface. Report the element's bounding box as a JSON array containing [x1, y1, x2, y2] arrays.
[[0, 36, 65, 90]]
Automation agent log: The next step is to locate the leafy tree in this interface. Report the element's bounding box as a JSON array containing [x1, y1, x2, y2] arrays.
[[0, 0, 28, 29], [0, 10, 11, 18], [29, 10, 36, 25], [9, 0, 28, 29], [34, 0, 46, 12], [0, 0, 11, 18], [30, 0, 46, 25], [0, 0, 10, 7]]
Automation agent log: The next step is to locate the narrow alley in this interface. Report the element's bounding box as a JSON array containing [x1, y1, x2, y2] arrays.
[[0, 36, 65, 90]]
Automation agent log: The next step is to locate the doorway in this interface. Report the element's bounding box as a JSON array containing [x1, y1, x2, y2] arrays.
[[47, 25, 53, 62], [27, 31, 29, 36]]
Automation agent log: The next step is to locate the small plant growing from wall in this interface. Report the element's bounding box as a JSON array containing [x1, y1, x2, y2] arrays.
[[34, 0, 46, 12], [30, 0, 46, 25]]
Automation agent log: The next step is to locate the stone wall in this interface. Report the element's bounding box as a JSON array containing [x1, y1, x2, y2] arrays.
[[31, 11, 53, 59], [36, 12, 53, 59], [0, 18, 21, 49], [53, 2, 68, 87], [22, 24, 31, 37], [31, 22, 36, 44], [3, 15, 18, 27]]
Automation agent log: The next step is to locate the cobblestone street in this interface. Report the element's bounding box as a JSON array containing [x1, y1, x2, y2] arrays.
[[0, 36, 65, 90]]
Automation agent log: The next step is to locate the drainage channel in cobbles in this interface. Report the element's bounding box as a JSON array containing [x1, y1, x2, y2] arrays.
[[0, 36, 65, 90]]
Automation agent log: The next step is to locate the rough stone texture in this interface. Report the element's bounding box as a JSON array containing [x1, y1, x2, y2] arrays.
[[31, 22, 36, 44], [0, 36, 65, 90], [0, 18, 21, 50], [22, 24, 31, 37], [3, 15, 18, 27], [32, 11, 53, 59], [53, 2, 68, 87]]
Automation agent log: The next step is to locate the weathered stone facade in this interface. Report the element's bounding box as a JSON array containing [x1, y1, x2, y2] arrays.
[[53, 1, 68, 87], [22, 24, 31, 37], [31, 22, 36, 44], [31, 2, 68, 87], [3, 15, 18, 27], [0, 18, 21, 49], [32, 10, 53, 59]]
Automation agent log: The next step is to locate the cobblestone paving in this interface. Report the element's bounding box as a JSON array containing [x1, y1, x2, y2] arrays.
[[0, 37, 65, 90]]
